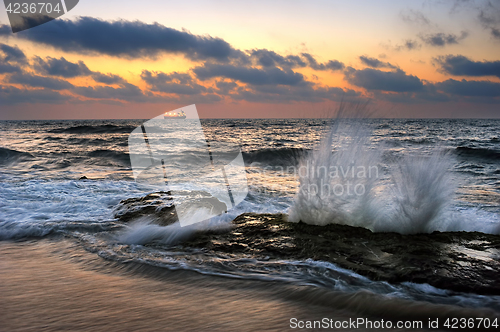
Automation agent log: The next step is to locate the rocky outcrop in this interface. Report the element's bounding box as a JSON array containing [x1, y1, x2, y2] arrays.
[[113, 191, 227, 226], [187, 213, 500, 295], [113, 193, 500, 295]]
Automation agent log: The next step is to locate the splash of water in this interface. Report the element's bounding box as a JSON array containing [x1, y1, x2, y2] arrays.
[[288, 117, 499, 235], [288, 119, 381, 230]]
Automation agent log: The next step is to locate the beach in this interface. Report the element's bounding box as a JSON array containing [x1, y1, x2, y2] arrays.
[[1, 118, 499, 331]]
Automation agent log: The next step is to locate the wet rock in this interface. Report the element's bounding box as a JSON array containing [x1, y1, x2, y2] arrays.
[[185, 213, 500, 295], [113, 191, 227, 226], [113, 192, 500, 294], [113, 191, 176, 225]]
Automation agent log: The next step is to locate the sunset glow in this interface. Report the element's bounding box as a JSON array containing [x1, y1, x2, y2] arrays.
[[0, 0, 499, 119]]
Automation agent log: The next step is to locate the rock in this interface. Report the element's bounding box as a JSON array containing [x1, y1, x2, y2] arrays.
[[113, 191, 227, 226], [79, 176, 88, 180], [112, 192, 500, 295], [185, 213, 500, 295], [113, 191, 176, 225]]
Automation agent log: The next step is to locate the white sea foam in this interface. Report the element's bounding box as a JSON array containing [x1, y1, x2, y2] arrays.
[[288, 116, 500, 234]]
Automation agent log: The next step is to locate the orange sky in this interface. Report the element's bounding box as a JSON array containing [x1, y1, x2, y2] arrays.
[[0, 0, 499, 119]]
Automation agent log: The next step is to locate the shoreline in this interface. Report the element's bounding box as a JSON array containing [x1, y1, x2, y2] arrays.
[[1, 238, 498, 331], [0, 238, 354, 332]]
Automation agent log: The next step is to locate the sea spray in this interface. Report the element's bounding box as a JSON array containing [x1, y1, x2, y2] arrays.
[[117, 212, 232, 245], [374, 152, 456, 234], [288, 119, 383, 229], [287, 115, 499, 234]]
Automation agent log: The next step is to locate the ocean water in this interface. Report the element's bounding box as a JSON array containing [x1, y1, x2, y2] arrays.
[[1, 118, 499, 327]]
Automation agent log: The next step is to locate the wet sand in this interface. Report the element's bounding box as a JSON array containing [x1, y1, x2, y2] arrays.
[[0, 239, 353, 332], [1, 239, 496, 331]]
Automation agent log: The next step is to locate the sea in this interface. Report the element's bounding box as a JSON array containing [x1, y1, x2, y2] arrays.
[[1, 118, 499, 331]]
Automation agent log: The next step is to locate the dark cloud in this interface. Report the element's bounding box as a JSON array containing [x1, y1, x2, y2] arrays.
[[404, 39, 421, 50], [435, 55, 500, 79], [4, 17, 240, 60], [478, 2, 500, 40], [248, 49, 344, 71], [0, 43, 26, 73], [344, 67, 424, 92], [250, 49, 307, 68], [231, 84, 360, 103], [392, 39, 422, 51], [0, 44, 27, 64], [359, 55, 396, 69], [0, 24, 11, 36], [72, 82, 145, 101], [301, 53, 345, 71], [0, 62, 21, 73], [0, 86, 70, 105], [420, 31, 468, 46], [215, 80, 238, 94], [194, 63, 305, 86], [34, 56, 91, 78], [8, 72, 73, 90], [141, 70, 209, 95], [91, 72, 126, 84], [493, 27, 500, 39], [435, 79, 500, 97]]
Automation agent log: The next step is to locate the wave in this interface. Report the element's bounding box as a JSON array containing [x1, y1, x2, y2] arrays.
[[243, 148, 307, 167], [49, 124, 136, 134], [287, 116, 499, 235], [87, 149, 131, 166], [78, 229, 500, 312], [0, 147, 33, 165], [0, 220, 120, 240], [455, 146, 500, 160]]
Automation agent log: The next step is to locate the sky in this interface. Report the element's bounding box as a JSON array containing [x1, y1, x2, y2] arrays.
[[0, 0, 499, 119]]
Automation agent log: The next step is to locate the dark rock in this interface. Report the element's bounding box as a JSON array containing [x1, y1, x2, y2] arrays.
[[113, 191, 227, 226], [113, 191, 176, 225], [79, 176, 88, 180], [185, 213, 500, 295], [112, 192, 500, 294]]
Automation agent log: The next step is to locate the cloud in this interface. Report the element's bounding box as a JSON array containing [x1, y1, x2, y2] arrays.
[[400, 9, 431, 26], [401, 39, 421, 50], [34, 56, 91, 77], [215, 80, 238, 94], [72, 82, 145, 101], [0, 62, 21, 74], [33, 55, 127, 84], [141, 70, 209, 95], [3, 17, 240, 60], [301, 53, 345, 71], [0, 44, 27, 64], [389, 39, 422, 51], [359, 55, 396, 69], [91, 72, 126, 84], [8, 72, 73, 90], [435, 79, 500, 97], [231, 84, 360, 103], [344, 67, 424, 92], [435, 55, 500, 79], [0, 24, 11, 36], [478, 2, 500, 40], [0, 43, 26, 73], [248, 49, 344, 71], [250, 49, 307, 68], [193, 63, 305, 86], [420, 31, 468, 46], [0, 86, 70, 105]]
